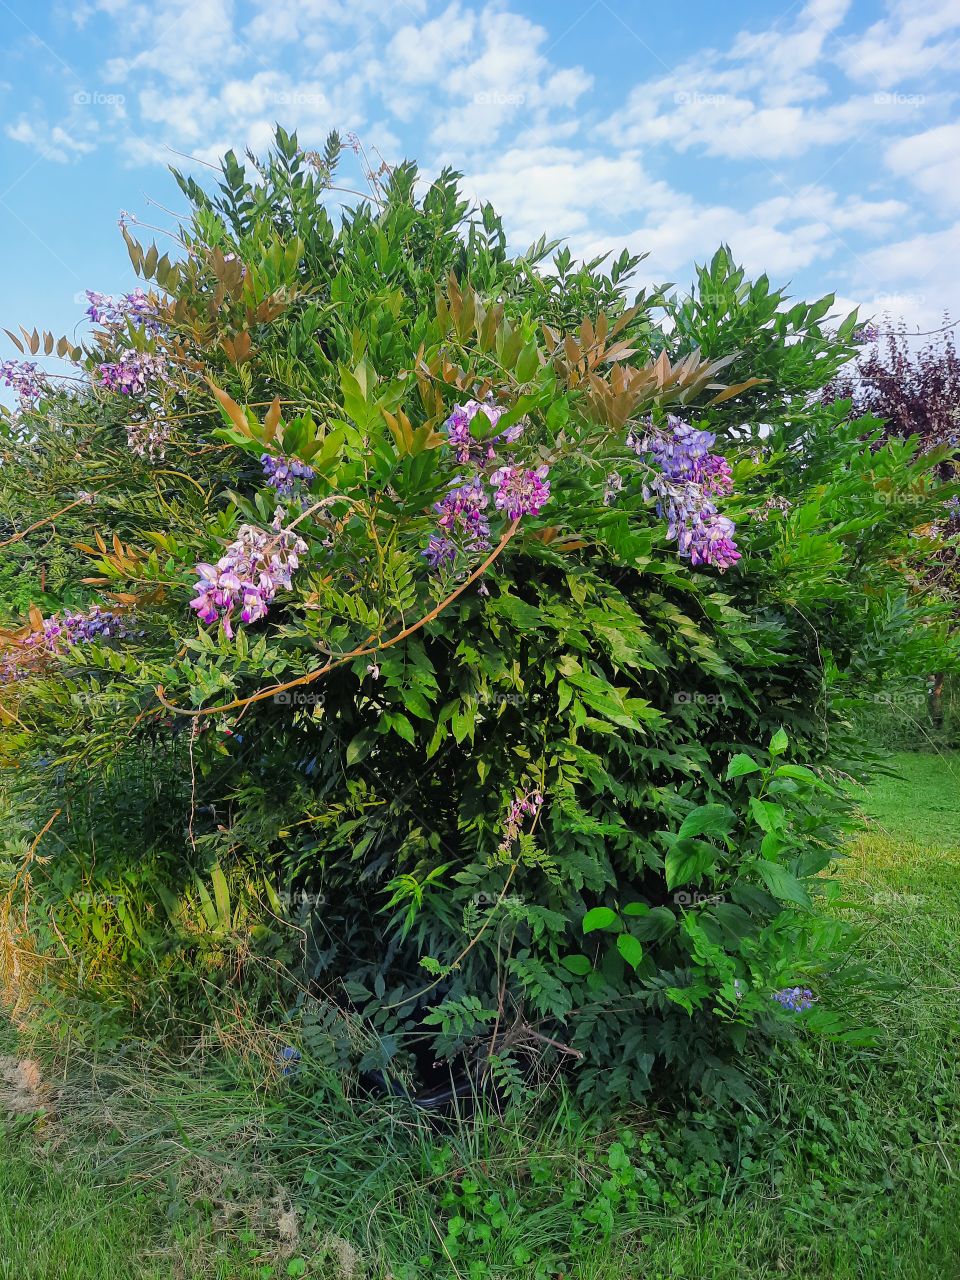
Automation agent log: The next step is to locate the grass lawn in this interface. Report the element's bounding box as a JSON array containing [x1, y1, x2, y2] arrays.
[[2, 749, 959, 1279], [854, 748, 960, 848]]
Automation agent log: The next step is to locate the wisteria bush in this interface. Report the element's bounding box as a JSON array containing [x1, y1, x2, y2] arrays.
[[1, 129, 957, 1106]]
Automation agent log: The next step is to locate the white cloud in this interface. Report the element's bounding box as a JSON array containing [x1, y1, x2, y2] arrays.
[[387, 4, 476, 86], [851, 220, 960, 330], [5, 117, 97, 163], [103, 0, 244, 88], [886, 123, 960, 209], [4, 0, 958, 335], [461, 147, 671, 247], [835, 0, 960, 86]]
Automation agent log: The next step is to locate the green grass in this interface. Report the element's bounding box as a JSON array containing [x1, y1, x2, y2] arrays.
[[0, 1134, 186, 1280], [855, 748, 960, 848], [631, 818, 960, 1279], [3, 750, 960, 1279]]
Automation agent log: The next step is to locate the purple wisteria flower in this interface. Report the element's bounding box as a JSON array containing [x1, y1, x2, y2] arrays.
[[499, 790, 544, 853], [636, 416, 741, 573], [434, 478, 491, 548], [276, 1046, 301, 1077], [696, 453, 734, 498], [20, 606, 132, 656], [757, 494, 793, 523], [85, 289, 161, 334], [126, 417, 172, 462], [190, 517, 308, 638], [0, 359, 49, 407], [683, 512, 741, 572], [443, 398, 508, 464], [261, 453, 315, 498], [97, 350, 168, 396], [423, 398, 545, 569], [423, 534, 458, 568], [61, 606, 132, 643], [490, 465, 551, 520], [772, 986, 817, 1012], [852, 323, 879, 345]]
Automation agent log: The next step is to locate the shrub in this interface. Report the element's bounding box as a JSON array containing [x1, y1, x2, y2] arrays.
[[1, 128, 956, 1107]]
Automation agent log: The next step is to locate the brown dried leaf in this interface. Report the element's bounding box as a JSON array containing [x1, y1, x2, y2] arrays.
[[208, 379, 253, 437]]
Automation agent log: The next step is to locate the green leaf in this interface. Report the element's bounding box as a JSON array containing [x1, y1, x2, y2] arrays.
[[755, 859, 811, 907], [665, 839, 717, 890], [210, 863, 231, 927], [616, 933, 644, 970], [346, 730, 373, 766], [775, 763, 836, 793], [515, 339, 540, 383], [749, 797, 786, 833], [677, 804, 736, 840], [769, 726, 789, 756], [387, 712, 415, 744], [560, 954, 593, 976], [582, 906, 619, 934], [621, 901, 650, 917], [760, 830, 788, 859], [726, 753, 761, 779], [629, 906, 677, 941]]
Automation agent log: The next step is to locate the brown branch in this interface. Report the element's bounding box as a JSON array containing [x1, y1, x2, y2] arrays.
[[0, 493, 103, 550], [155, 518, 521, 718]]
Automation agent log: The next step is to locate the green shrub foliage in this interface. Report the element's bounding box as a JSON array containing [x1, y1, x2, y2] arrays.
[[1, 129, 956, 1106]]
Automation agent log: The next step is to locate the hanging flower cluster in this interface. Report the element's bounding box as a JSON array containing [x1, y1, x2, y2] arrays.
[[85, 288, 170, 403], [85, 289, 161, 335], [424, 398, 548, 570], [756, 494, 793, 523], [499, 790, 544, 853], [634, 416, 741, 572], [425, 478, 491, 568], [852, 323, 879, 345], [1, 606, 134, 684], [27, 606, 132, 650], [0, 359, 49, 408], [190, 515, 308, 638], [97, 350, 169, 396], [443, 398, 507, 464], [60, 606, 134, 643], [772, 986, 816, 1012], [261, 453, 315, 498], [126, 416, 172, 462], [491, 465, 551, 520]]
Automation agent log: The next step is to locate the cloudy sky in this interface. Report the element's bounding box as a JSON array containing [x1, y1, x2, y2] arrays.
[[0, 0, 958, 358]]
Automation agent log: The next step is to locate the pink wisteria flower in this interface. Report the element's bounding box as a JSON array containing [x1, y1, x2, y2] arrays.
[[190, 517, 307, 638], [490, 464, 551, 520]]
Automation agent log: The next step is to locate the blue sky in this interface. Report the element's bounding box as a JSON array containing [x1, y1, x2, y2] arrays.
[[0, 0, 958, 384]]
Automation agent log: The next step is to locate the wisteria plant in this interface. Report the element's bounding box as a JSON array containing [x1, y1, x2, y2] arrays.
[[0, 129, 957, 1107]]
